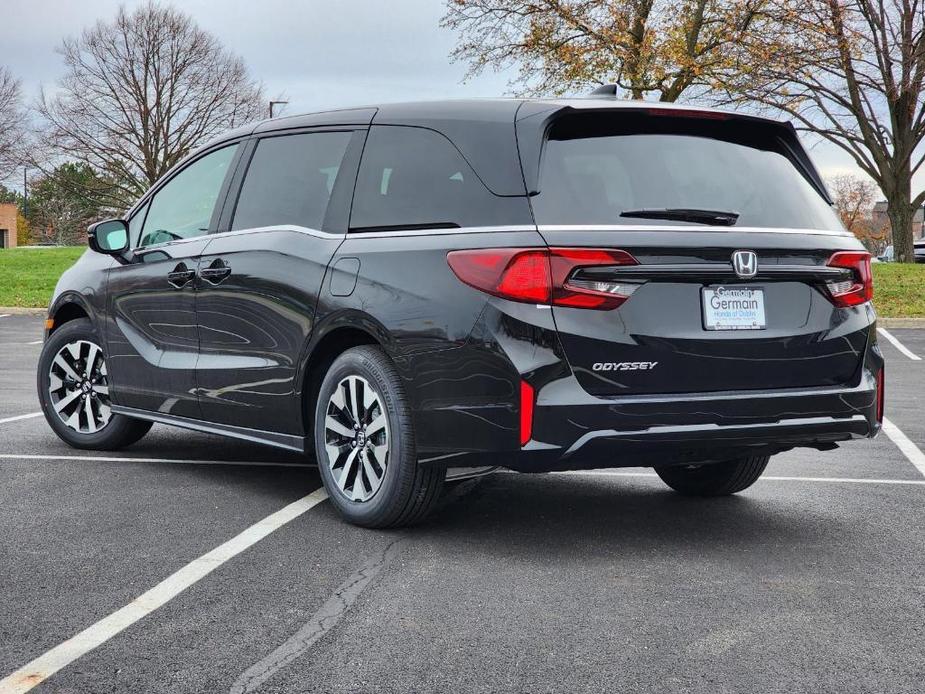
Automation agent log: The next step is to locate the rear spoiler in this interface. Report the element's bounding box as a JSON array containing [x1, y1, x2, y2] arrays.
[[513, 103, 833, 205]]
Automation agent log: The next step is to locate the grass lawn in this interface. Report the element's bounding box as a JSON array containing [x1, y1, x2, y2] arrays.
[[0, 246, 922, 317], [0, 247, 86, 308], [872, 262, 925, 318]]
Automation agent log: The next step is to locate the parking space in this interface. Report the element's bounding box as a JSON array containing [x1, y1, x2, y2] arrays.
[[0, 314, 45, 420], [1, 317, 924, 693]]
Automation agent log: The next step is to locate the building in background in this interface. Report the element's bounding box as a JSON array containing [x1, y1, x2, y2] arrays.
[[872, 201, 925, 240], [0, 202, 17, 248]]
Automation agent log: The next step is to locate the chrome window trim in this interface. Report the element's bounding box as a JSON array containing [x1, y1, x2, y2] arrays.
[[348, 225, 536, 238], [138, 223, 854, 247], [210, 224, 345, 241], [537, 225, 854, 238]]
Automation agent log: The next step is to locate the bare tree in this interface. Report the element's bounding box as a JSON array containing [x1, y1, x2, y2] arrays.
[[442, 0, 771, 100], [731, 0, 925, 262], [0, 66, 27, 181], [828, 173, 889, 251], [38, 1, 264, 209]]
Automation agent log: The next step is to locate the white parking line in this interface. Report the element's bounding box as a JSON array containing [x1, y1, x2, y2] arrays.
[[0, 453, 306, 468], [0, 412, 42, 425], [882, 417, 925, 478], [562, 470, 925, 485], [0, 314, 10, 319], [27, 340, 42, 345], [877, 328, 921, 360], [0, 488, 329, 694]]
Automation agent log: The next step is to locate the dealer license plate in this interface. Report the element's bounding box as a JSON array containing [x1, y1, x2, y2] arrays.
[[702, 286, 766, 331]]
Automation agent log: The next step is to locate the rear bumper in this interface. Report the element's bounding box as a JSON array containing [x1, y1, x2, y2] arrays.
[[416, 373, 880, 471], [408, 302, 882, 471], [506, 372, 880, 470]]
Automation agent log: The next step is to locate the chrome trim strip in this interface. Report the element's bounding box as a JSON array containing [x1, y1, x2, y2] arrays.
[[133, 224, 344, 253], [347, 225, 537, 238], [540, 379, 875, 407], [210, 224, 344, 241], [563, 415, 868, 456], [537, 224, 854, 238]]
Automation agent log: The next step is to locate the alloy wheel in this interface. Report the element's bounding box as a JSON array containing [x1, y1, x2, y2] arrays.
[[323, 375, 389, 502], [47, 339, 112, 434]]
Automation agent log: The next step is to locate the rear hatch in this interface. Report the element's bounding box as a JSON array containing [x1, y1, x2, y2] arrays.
[[525, 108, 871, 397]]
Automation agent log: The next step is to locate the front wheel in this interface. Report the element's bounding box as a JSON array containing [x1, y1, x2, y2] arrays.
[[655, 455, 770, 496], [37, 318, 152, 450], [313, 346, 444, 528]]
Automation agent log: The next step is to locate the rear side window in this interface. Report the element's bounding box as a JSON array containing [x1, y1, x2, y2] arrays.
[[350, 126, 494, 231], [533, 116, 843, 230], [232, 131, 353, 231]]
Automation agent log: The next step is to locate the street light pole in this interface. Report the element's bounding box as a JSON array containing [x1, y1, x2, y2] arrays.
[[22, 166, 28, 218]]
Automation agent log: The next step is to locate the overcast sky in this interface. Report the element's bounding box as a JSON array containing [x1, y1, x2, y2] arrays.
[[2, 0, 920, 198]]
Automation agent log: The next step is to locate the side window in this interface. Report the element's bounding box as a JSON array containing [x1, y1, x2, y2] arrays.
[[127, 201, 149, 248], [138, 144, 238, 248], [232, 132, 353, 231], [350, 126, 491, 231]]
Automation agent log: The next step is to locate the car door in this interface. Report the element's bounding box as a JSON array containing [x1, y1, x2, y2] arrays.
[[194, 129, 361, 434], [105, 143, 241, 418]]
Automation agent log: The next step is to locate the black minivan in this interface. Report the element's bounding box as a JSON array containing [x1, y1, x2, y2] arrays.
[[38, 96, 883, 527]]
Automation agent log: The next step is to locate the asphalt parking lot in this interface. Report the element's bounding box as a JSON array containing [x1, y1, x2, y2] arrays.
[[1, 313, 924, 693]]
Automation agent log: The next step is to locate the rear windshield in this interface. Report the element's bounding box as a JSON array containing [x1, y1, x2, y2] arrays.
[[532, 115, 843, 230]]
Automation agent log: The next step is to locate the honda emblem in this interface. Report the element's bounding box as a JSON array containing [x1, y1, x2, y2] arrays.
[[731, 250, 758, 279]]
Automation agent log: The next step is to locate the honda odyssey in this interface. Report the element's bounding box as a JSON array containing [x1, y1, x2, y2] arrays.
[[37, 95, 883, 527]]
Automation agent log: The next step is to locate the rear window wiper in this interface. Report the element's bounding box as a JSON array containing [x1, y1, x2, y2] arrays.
[[619, 208, 739, 226]]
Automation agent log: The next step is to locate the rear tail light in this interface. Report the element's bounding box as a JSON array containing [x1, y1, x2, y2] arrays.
[[519, 380, 534, 446], [825, 251, 873, 307], [446, 247, 639, 310]]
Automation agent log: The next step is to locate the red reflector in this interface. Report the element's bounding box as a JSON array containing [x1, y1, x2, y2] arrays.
[[825, 251, 873, 307], [520, 380, 534, 446], [876, 367, 885, 424], [446, 247, 638, 310]]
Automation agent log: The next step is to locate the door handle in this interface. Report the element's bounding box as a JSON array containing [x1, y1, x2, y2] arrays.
[[200, 258, 232, 284], [167, 263, 195, 288]]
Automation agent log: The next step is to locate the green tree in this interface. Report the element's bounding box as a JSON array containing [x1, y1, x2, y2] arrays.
[[27, 163, 109, 246], [0, 184, 22, 206]]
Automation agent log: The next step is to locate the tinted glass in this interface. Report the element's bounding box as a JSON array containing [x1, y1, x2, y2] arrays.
[[533, 126, 842, 230], [232, 132, 352, 231], [128, 201, 149, 247], [139, 144, 238, 247], [350, 126, 492, 230]]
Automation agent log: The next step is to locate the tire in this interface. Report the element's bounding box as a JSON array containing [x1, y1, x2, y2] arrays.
[[37, 318, 152, 451], [655, 455, 770, 496], [313, 345, 445, 528]]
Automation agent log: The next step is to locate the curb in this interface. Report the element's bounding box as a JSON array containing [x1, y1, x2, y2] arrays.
[[879, 318, 925, 329], [0, 307, 46, 316]]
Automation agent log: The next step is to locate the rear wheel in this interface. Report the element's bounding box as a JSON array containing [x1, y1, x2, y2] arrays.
[[37, 318, 152, 450], [655, 455, 770, 496], [313, 346, 444, 528]]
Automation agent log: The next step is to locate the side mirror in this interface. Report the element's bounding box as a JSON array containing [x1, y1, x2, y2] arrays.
[[88, 219, 129, 255]]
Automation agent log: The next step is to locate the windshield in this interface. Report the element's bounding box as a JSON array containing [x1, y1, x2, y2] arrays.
[[532, 119, 843, 230]]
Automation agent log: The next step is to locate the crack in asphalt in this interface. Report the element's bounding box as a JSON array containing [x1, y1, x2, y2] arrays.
[[229, 539, 403, 694]]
